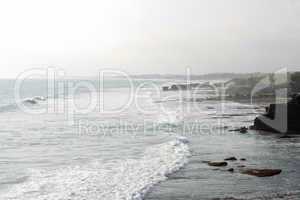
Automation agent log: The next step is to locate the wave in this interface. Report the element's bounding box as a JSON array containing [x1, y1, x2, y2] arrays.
[[1, 137, 190, 200], [0, 96, 47, 113], [23, 96, 47, 105], [147, 113, 183, 133]]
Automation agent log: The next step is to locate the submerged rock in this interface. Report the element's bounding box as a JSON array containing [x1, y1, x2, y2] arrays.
[[279, 135, 293, 139], [23, 99, 38, 104], [229, 127, 248, 133], [228, 168, 234, 172], [224, 157, 237, 161], [206, 106, 215, 109], [162, 86, 169, 91], [241, 169, 282, 177], [239, 127, 248, 133], [208, 161, 228, 167]]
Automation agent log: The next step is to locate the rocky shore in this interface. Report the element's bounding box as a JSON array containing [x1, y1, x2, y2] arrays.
[[251, 94, 300, 134], [162, 82, 210, 91], [204, 156, 282, 177]]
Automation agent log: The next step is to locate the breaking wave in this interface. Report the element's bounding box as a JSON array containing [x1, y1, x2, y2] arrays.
[[1, 137, 190, 200], [0, 96, 47, 113]]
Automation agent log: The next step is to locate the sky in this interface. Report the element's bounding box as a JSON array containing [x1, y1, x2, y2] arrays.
[[0, 0, 299, 78]]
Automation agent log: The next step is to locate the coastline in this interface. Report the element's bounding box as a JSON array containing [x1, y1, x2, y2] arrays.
[[145, 98, 300, 200]]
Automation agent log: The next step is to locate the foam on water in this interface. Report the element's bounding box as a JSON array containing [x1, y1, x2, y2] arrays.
[[0, 96, 47, 113], [1, 137, 190, 200], [157, 111, 183, 125]]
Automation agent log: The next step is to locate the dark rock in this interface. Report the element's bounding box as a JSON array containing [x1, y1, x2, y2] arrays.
[[240, 158, 246, 161], [239, 127, 248, 133], [208, 161, 228, 167], [162, 82, 210, 92], [217, 126, 229, 130], [253, 116, 280, 133], [229, 128, 241, 132], [279, 135, 293, 139], [289, 93, 300, 104], [206, 106, 215, 109], [252, 94, 300, 133], [249, 125, 255, 130], [201, 160, 210, 164], [229, 127, 248, 133], [162, 86, 169, 91], [178, 84, 188, 90], [228, 168, 234, 172], [23, 99, 38, 104], [170, 85, 179, 91], [224, 157, 237, 161], [237, 165, 246, 168], [241, 169, 282, 177]]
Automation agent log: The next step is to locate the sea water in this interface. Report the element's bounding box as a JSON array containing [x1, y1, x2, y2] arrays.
[[0, 79, 299, 200]]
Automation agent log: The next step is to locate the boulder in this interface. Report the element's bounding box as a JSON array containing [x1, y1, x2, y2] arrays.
[[162, 86, 169, 91], [208, 161, 228, 167], [252, 94, 300, 133], [240, 158, 246, 161], [227, 168, 234, 172], [241, 169, 282, 177], [224, 157, 237, 161], [252, 116, 280, 133], [279, 135, 293, 139], [239, 127, 248, 133], [170, 85, 179, 91]]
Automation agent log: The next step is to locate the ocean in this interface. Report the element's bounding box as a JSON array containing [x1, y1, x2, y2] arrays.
[[0, 78, 299, 200]]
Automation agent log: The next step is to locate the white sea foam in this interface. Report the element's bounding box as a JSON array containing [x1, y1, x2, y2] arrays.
[[157, 111, 183, 125], [2, 137, 190, 200], [0, 96, 48, 113]]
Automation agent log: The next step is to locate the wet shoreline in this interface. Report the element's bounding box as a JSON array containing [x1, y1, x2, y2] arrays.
[[145, 100, 300, 200]]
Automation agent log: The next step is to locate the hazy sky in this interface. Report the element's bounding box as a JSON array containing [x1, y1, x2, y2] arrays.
[[0, 0, 299, 78]]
